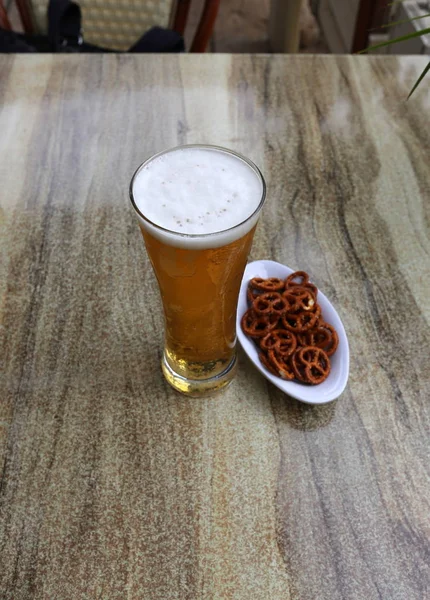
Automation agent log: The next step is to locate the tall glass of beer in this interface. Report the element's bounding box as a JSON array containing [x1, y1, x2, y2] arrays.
[[129, 145, 266, 396]]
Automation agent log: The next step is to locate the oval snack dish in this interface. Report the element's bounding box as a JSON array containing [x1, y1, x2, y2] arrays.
[[236, 260, 349, 405]]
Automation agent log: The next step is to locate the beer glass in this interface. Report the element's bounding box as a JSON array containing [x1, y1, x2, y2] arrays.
[[129, 145, 266, 396]]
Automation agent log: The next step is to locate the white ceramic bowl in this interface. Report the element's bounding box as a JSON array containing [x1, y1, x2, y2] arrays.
[[236, 260, 349, 405]]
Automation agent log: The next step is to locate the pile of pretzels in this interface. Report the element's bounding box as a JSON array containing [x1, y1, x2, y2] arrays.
[[241, 271, 338, 384]]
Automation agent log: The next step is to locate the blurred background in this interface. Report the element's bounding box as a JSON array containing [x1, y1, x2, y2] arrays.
[[2, 0, 430, 55]]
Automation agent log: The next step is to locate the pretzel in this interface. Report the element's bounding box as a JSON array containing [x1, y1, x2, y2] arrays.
[[260, 329, 297, 356], [281, 310, 319, 333], [282, 286, 316, 312], [249, 277, 285, 292], [285, 271, 309, 287], [302, 282, 318, 299], [259, 352, 279, 376], [267, 349, 295, 380], [291, 346, 330, 384], [247, 286, 261, 306], [312, 322, 339, 356], [296, 332, 308, 347], [253, 292, 292, 317], [297, 327, 327, 348], [285, 271, 318, 299], [241, 309, 278, 338], [287, 282, 318, 298]]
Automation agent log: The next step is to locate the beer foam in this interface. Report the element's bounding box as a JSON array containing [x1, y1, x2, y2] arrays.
[[131, 147, 264, 249]]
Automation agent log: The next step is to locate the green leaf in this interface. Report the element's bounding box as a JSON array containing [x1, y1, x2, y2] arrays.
[[375, 13, 430, 30], [359, 27, 430, 53], [359, 2, 430, 96], [407, 61, 430, 99]]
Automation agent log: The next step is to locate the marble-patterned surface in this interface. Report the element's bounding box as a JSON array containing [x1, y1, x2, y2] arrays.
[[1, 54, 429, 600]]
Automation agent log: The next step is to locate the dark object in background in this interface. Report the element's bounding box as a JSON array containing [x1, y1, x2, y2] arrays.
[[0, 0, 221, 53], [352, 0, 391, 52], [0, 0, 185, 53]]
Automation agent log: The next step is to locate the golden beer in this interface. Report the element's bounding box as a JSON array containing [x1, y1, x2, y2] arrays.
[[130, 145, 265, 396]]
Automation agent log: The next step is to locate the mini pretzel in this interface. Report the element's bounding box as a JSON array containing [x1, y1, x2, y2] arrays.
[[290, 350, 307, 382], [283, 286, 316, 312], [281, 310, 319, 332], [253, 292, 291, 317], [259, 352, 279, 376], [286, 282, 318, 297], [296, 332, 308, 347], [303, 282, 318, 299], [312, 322, 339, 357], [291, 346, 330, 384], [247, 286, 261, 305], [297, 327, 328, 349], [285, 271, 318, 299], [249, 277, 285, 292], [241, 309, 278, 338], [296, 306, 323, 343], [285, 271, 309, 287], [260, 329, 297, 356], [267, 349, 295, 380]]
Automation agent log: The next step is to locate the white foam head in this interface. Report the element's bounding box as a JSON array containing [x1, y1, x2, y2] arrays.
[[130, 146, 265, 249]]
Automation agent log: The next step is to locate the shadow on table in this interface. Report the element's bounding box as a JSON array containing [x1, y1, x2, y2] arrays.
[[269, 386, 338, 431]]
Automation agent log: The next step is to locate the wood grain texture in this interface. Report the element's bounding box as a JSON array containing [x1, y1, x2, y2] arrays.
[[1, 54, 430, 600]]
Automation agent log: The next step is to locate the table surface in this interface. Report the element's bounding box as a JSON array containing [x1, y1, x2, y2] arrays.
[[1, 54, 429, 600]]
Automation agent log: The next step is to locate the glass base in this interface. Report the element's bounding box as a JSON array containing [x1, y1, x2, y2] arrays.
[[161, 352, 237, 397]]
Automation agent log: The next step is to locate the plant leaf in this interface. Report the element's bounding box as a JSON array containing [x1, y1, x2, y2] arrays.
[[407, 61, 430, 99], [359, 27, 430, 52], [374, 13, 430, 30]]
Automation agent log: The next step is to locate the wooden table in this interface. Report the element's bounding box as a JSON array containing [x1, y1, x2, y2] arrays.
[[1, 55, 429, 600]]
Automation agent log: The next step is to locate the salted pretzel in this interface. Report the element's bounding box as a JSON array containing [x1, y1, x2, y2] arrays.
[[253, 292, 292, 317], [260, 329, 297, 356], [282, 286, 316, 312], [291, 346, 330, 384], [241, 309, 278, 338], [249, 277, 285, 292], [267, 349, 295, 380], [281, 310, 319, 333]]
